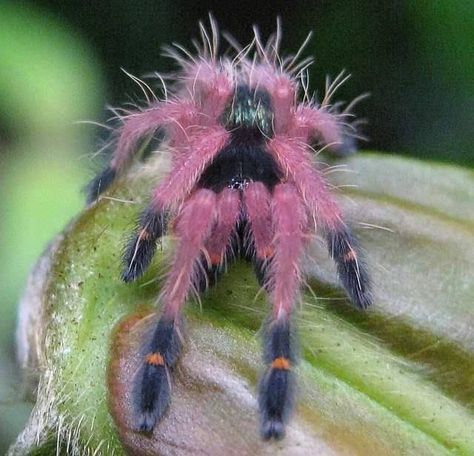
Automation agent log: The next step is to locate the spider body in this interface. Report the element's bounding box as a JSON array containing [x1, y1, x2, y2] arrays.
[[199, 85, 281, 192], [88, 21, 371, 440]]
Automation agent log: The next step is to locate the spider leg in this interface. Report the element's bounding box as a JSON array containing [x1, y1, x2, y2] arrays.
[[87, 101, 200, 203], [122, 206, 167, 283], [243, 182, 274, 261], [243, 182, 274, 288], [269, 136, 343, 230], [120, 127, 230, 282], [151, 126, 230, 211], [326, 225, 372, 309], [136, 189, 217, 432], [260, 318, 295, 440], [294, 105, 357, 156], [86, 166, 118, 204], [205, 188, 242, 267], [269, 137, 372, 309], [196, 188, 241, 291], [87, 104, 174, 203], [259, 183, 307, 440]]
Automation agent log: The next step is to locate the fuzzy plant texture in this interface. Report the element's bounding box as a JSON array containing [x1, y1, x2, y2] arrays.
[[8, 151, 474, 456]]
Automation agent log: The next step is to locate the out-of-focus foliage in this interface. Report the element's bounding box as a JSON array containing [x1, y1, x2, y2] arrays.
[[0, 3, 103, 453]]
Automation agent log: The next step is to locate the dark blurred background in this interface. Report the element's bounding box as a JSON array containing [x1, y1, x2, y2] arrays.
[[19, 0, 474, 164], [0, 0, 472, 452]]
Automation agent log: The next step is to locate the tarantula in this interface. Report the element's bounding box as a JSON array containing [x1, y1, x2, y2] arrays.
[[87, 19, 371, 440]]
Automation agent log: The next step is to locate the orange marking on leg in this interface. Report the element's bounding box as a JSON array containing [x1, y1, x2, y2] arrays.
[[209, 253, 222, 265], [139, 228, 152, 241], [146, 352, 165, 366], [271, 357, 291, 370], [344, 248, 357, 262], [262, 245, 275, 259]]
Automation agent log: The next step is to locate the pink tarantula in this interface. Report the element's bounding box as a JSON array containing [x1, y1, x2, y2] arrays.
[[87, 19, 371, 440]]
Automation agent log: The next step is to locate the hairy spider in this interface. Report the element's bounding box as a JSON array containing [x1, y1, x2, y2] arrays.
[[87, 19, 371, 440]]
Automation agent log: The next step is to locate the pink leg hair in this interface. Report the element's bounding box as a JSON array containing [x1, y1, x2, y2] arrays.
[[161, 189, 217, 320], [205, 188, 241, 265], [151, 126, 230, 211], [110, 65, 234, 172], [178, 61, 233, 121], [290, 106, 348, 150], [110, 101, 199, 171], [243, 182, 274, 259], [269, 135, 344, 232], [270, 183, 308, 320], [252, 67, 296, 135]]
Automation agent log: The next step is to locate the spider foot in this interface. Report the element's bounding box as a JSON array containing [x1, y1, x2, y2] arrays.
[[135, 317, 182, 432], [259, 366, 294, 440], [329, 134, 358, 157], [137, 360, 171, 432], [122, 207, 167, 282], [86, 166, 117, 204], [259, 319, 295, 440], [327, 226, 372, 309]]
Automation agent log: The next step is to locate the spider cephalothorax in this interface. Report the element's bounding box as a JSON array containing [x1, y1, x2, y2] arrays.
[[87, 19, 371, 440]]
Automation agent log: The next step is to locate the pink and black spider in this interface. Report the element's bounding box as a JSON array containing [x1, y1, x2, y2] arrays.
[[87, 19, 371, 440]]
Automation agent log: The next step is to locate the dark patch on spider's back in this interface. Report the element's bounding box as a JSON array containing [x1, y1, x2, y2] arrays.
[[199, 84, 282, 191], [198, 138, 282, 192], [224, 84, 274, 138]]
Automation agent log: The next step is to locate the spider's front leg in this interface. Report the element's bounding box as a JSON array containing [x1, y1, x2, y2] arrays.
[[135, 189, 217, 432], [326, 225, 372, 309], [122, 126, 230, 282], [256, 183, 308, 440], [294, 105, 357, 156], [122, 206, 167, 283], [270, 137, 372, 309], [86, 101, 199, 204]]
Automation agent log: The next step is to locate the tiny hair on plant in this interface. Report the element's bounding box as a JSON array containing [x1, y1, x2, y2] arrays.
[[87, 16, 372, 440]]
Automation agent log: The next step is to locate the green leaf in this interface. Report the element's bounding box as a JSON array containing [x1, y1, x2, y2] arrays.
[[9, 153, 474, 455]]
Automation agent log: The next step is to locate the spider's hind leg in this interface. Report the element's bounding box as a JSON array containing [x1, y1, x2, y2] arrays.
[[242, 182, 274, 289]]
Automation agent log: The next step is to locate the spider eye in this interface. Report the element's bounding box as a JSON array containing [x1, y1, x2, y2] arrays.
[[224, 84, 274, 138]]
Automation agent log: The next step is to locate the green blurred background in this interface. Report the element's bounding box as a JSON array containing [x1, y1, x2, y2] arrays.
[[0, 1, 472, 452]]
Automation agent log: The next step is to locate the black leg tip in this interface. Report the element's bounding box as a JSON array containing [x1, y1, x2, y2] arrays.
[[261, 419, 286, 440], [122, 208, 166, 282], [122, 238, 157, 283], [138, 412, 157, 433], [330, 135, 358, 157], [258, 367, 294, 442], [133, 322, 182, 434], [353, 290, 373, 310], [135, 363, 172, 433], [122, 269, 136, 283], [326, 227, 372, 310], [86, 166, 117, 204], [122, 263, 143, 283]]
